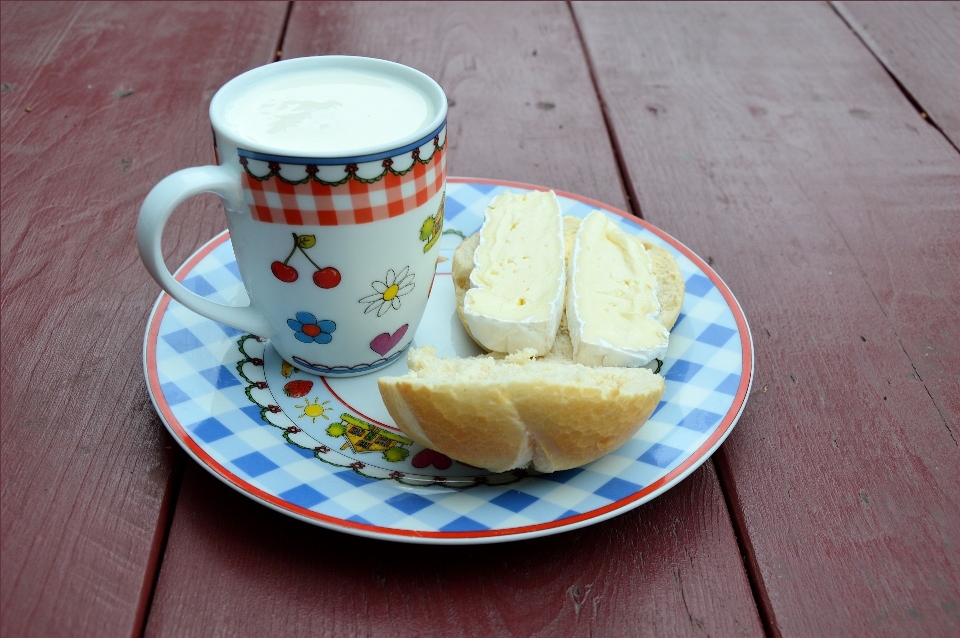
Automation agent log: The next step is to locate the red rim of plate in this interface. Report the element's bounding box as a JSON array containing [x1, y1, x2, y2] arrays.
[[144, 177, 754, 542]]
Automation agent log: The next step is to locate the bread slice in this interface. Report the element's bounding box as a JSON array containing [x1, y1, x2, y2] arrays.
[[378, 346, 664, 473], [461, 190, 565, 355], [567, 211, 670, 367]]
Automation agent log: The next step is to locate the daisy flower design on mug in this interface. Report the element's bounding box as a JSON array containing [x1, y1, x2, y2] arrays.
[[359, 266, 415, 316]]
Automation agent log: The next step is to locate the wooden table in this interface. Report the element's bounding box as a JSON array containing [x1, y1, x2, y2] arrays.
[[2, 2, 957, 636]]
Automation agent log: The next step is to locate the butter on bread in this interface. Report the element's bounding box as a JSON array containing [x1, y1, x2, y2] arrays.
[[455, 213, 684, 355], [378, 346, 664, 473], [567, 211, 669, 367], [462, 190, 565, 356]]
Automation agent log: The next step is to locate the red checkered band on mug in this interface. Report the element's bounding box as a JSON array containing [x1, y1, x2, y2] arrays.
[[238, 123, 446, 226]]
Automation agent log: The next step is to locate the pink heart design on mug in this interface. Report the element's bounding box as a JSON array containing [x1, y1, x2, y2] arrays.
[[369, 324, 409, 356]]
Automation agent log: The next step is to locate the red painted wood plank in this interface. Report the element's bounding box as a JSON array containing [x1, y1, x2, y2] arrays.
[[574, 1, 960, 636], [278, 0, 631, 211], [0, 2, 286, 636], [144, 2, 762, 636], [150, 460, 758, 638], [833, 1, 960, 149]]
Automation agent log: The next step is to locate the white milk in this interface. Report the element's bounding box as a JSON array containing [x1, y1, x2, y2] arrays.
[[224, 67, 433, 155]]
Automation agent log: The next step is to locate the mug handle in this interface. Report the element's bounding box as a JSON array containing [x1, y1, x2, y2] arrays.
[[137, 165, 272, 337]]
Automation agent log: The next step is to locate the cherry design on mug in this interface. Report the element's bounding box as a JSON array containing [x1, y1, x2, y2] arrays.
[[271, 233, 342, 289]]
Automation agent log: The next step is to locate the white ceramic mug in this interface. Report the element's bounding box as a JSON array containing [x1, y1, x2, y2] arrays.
[[138, 56, 447, 376]]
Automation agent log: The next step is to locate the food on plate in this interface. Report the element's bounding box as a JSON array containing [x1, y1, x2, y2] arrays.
[[566, 211, 669, 367], [461, 190, 565, 356], [457, 213, 684, 347], [378, 345, 664, 473], [378, 191, 685, 473]]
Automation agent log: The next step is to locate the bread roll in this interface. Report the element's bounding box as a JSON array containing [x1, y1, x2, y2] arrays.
[[378, 346, 664, 473], [378, 209, 686, 473]]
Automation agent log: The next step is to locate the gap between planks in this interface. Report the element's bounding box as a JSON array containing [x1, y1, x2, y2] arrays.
[[829, 0, 960, 154], [135, 450, 186, 638], [567, 1, 773, 632], [274, 1, 294, 62], [827, 0, 958, 443], [136, 6, 296, 636], [566, 0, 643, 220], [714, 450, 777, 638]]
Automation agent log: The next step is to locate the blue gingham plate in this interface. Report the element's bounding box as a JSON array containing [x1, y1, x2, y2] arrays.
[[144, 178, 753, 544]]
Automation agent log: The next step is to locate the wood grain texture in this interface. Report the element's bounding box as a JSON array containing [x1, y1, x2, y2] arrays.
[[144, 2, 762, 637], [832, 1, 960, 149], [148, 461, 760, 638], [277, 0, 630, 210], [0, 2, 286, 636], [574, 1, 959, 636]]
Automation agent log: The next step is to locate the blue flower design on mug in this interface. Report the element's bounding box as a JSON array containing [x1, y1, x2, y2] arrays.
[[287, 312, 336, 344]]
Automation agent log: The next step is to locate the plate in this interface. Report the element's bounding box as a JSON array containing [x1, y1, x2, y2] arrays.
[[144, 178, 753, 544]]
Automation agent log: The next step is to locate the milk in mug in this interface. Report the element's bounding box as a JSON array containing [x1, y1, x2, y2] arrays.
[[223, 67, 434, 156]]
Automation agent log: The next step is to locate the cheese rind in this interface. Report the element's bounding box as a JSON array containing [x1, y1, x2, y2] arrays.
[[463, 191, 565, 355], [567, 211, 670, 367]]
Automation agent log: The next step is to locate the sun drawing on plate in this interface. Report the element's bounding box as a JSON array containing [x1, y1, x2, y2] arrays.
[[296, 397, 331, 422], [359, 266, 415, 316]]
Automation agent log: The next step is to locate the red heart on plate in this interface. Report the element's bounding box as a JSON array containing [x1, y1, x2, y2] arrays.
[[369, 324, 408, 356], [412, 448, 452, 470]]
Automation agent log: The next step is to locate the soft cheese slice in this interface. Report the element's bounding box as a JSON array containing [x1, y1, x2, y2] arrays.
[[463, 190, 565, 355], [567, 210, 670, 366]]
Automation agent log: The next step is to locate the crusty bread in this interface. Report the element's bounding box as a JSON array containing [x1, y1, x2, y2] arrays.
[[378, 210, 683, 473], [378, 346, 664, 473], [643, 244, 684, 332]]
